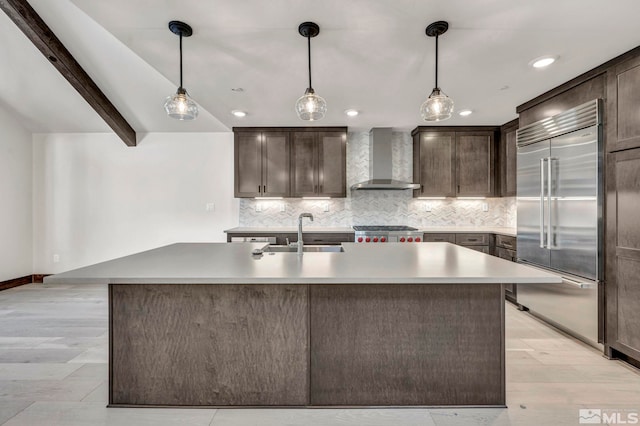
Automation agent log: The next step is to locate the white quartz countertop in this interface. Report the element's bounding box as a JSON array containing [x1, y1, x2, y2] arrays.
[[45, 242, 558, 285], [225, 227, 517, 237]]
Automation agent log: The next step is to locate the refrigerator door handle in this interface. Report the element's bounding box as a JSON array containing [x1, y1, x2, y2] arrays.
[[562, 276, 596, 289], [539, 158, 547, 248], [548, 157, 554, 249]]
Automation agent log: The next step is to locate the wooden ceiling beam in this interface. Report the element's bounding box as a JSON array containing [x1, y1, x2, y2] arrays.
[[0, 0, 137, 146]]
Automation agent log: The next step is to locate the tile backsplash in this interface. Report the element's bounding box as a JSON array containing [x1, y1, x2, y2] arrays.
[[239, 131, 516, 228]]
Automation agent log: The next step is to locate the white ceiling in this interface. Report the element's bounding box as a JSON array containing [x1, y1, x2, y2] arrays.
[[2, 0, 640, 134]]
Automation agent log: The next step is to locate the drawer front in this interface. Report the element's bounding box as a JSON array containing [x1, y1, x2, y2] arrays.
[[495, 247, 517, 261], [455, 233, 489, 246], [495, 234, 516, 250], [464, 245, 490, 254], [304, 233, 354, 245], [423, 233, 456, 243]]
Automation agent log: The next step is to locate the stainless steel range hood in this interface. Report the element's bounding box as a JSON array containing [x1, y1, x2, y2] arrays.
[[350, 128, 420, 190]]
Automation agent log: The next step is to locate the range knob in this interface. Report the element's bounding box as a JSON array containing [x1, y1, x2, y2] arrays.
[[365, 237, 371, 243], [373, 237, 379, 242], [380, 237, 386, 242], [400, 237, 406, 242], [408, 237, 414, 242], [415, 237, 421, 242], [357, 237, 363, 243]]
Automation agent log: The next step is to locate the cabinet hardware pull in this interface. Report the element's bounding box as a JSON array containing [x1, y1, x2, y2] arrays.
[[263, 185, 266, 193], [258, 185, 261, 193], [457, 185, 460, 193], [468, 238, 478, 241]]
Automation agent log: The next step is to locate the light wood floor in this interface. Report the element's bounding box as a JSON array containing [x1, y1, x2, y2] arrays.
[[0, 283, 638, 425]]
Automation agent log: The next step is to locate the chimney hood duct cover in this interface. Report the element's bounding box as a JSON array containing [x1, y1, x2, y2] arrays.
[[350, 128, 420, 190]]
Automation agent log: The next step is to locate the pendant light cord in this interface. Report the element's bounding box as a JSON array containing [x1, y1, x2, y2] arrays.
[[307, 36, 313, 90], [179, 33, 183, 89], [434, 34, 439, 89]]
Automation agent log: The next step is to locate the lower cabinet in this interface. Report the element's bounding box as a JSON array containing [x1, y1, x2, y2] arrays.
[[455, 233, 491, 254], [494, 235, 517, 303], [424, 232, 517, 301], [606, 148, 640, 362], [423, 234, 456, 244], [227, 232, 354, 246]]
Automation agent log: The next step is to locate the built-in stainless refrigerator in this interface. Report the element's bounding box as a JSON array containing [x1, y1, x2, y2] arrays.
[[516, 99, 602, 348]]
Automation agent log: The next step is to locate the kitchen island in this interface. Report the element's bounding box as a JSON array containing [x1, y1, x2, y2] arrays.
[[46, 242, 560, 408]]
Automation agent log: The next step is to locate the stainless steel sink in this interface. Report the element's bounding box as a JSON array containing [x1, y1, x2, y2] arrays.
[[263, 245, 344, 253]]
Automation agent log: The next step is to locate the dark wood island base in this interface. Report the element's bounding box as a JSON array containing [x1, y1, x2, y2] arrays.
[[109, 283, 505, 407]]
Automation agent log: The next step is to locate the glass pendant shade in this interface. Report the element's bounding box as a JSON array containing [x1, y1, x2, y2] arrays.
[[296, 88, 327, 121], [420, 88, 454, 121], [164, 88, 198, 120]]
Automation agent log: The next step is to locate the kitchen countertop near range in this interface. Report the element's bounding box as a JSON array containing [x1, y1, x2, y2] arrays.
[[225, 226, 516, 237]]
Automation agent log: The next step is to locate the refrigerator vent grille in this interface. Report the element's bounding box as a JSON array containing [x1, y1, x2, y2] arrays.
[[516, 99, 601, 147]]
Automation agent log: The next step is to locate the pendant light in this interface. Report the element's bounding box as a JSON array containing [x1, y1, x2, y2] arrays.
[[420, 21, 454, 122], [295, 22, 327, 121], [164, 20, 198, 121]]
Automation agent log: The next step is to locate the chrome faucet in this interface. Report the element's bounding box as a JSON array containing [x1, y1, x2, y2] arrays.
[[297, 213, 314, 254]]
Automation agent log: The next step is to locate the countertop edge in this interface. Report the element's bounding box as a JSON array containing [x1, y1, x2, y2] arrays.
[[225, 227, 517, 236]]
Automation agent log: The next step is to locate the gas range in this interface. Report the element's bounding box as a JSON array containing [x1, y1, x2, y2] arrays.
[[353, 225, 423, 243]]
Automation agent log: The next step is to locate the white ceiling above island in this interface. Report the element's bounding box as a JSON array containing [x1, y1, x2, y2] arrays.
[[1, 0, 640, 133]]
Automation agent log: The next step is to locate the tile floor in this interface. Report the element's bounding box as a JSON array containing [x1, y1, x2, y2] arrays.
[[0, 283, 638, 425]]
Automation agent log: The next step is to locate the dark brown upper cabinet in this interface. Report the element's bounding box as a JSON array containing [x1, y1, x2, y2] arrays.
[[291, 130, 347, 197], [499, 119, 518, 197], [234, 130, 290, 198], [412, 131, 456, 197], [412, 126, 498, 198], [234, 127, 347, 198], [608, 55, 640, 152]]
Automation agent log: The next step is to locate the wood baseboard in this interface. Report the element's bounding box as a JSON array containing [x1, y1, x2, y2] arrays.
[[0, 274, 51, 291]]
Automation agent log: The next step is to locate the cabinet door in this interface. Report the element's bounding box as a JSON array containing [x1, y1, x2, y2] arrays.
[[455, 233, 490, 246], [291, 132, 318, 196], [262, 132, 290, 197], [416, 132, 456, 197], [318, 132, 346, 197], [456, 132, 495, 196], [500, 123, 518, 197], [608, 57, 640, 152], [423, 233, 456, 243], [234, 132, 262, 197], [606, 149, 640, 359]]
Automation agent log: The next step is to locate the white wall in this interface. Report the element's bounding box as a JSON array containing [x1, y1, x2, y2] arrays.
[[33, 132, 238, 273], [0, 104, 32, 281]]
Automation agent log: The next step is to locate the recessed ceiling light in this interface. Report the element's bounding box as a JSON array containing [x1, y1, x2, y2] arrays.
[[530, 56, 558, 68], [231, 110, 247, 117], [458, 109, 472, 117], [345, 109, 359, 117]]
